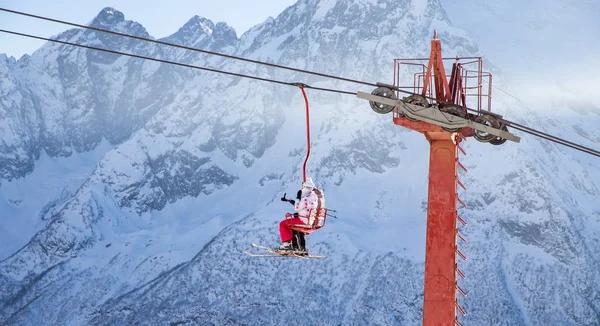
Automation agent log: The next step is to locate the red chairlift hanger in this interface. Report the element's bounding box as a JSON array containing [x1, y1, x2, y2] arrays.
[[286, 84, 328, 234]]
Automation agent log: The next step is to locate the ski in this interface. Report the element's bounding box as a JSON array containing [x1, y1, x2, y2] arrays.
[[244, 251, 286, 257], [251, 243, 306, 255], [244, 251, 325, 259], [248, 243, 325, 259], [251, 243, 275, 251]]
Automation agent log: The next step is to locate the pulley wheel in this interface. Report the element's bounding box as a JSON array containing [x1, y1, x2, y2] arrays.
[[473, 114, 500, 143], [403, 94, 429, 121], [489, 125, 509, 145], [440, 104, 466, 132], [369, 87, 396, 114], [404, 94, 430, 107]]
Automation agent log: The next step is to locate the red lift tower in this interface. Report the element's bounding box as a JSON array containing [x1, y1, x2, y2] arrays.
[[357, 32, 520, 325]]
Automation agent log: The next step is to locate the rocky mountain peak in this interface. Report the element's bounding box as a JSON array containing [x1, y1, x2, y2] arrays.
[[163, 15, 237, 48], [89, 7, 126, 28]]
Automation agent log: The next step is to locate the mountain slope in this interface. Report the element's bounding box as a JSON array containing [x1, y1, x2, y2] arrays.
[[0, 0, 599, 325]]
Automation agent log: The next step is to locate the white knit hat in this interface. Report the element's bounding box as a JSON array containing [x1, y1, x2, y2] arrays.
[[302, 177, 315, 189]]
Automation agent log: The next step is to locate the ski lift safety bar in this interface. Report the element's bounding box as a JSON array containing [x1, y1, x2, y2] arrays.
[[356, 92, 521, 143]]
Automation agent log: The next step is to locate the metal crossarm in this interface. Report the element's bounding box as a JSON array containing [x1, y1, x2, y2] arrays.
[[356, 92, 521, 143]]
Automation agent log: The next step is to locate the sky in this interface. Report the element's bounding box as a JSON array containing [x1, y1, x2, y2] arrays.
[[441, 0, 600, 104], [0, 0, 297, 59]]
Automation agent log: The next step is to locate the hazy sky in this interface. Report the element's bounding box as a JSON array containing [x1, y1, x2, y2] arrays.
[[0, 0, 297, 58]]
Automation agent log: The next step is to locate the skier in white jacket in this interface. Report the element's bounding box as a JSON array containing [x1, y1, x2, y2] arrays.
[[279, 177, 319, 251]]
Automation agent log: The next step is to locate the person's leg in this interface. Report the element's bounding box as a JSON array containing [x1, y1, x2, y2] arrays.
[[279, 217, 304, 244], [299, 232, 306, 251], [279, 220, 294, 243], [291, 230, 300, 250]]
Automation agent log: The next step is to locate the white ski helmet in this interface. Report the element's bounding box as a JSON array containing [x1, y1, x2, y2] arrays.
[[302, 177, 315, 190]]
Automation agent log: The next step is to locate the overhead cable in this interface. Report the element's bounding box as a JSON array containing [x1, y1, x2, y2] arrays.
[[0, 28, 355, 96], [0, 9, 599, 158]]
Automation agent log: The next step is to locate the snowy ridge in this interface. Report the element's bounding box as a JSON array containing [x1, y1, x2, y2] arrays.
[[1, 0, 599, 325]]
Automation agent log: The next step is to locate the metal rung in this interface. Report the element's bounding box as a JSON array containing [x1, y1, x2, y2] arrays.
[[456, 267, 466, 280], [457, 215, 467, 226], [458, 161, 467, 172], [458, 197, 467, 208], [457, 231, 468, 244], [455, 318, 463, 326], [456, 300, 467, 316], [457, 284, 467, 297], [457, 248, 467, 261], [457, 144, 466, 156], [457, 179, 466, 191]]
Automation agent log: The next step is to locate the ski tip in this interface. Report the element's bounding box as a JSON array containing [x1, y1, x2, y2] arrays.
[[244, 251, 270, 257]]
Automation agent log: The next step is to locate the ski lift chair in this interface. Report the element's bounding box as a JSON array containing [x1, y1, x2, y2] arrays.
[[286, 188, 327, 235]]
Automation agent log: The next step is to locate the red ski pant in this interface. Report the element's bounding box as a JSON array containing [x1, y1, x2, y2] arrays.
[[279, 217, 305, 242]]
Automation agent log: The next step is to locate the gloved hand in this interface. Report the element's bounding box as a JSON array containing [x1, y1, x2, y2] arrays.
[[281, 193, 296, 205]]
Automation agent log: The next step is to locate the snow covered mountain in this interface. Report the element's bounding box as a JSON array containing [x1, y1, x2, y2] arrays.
[[1, 0, 599, 325]]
